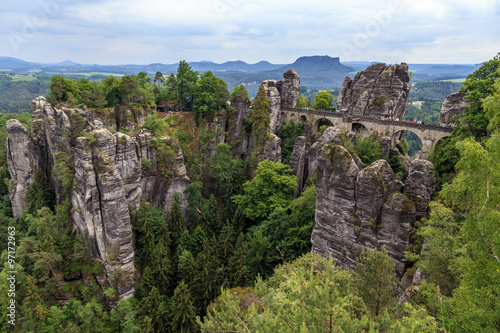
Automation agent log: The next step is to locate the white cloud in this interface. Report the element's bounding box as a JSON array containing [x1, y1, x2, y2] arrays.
[[0, 0, 498, 64]]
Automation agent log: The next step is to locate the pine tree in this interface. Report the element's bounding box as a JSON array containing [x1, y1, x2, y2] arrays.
[[22, 276, 49, 332], [251, 84, 271, 152], [229, 232, 251, 287], [170, 281, 198, 333], [192, 238, 223, 312], [200, 194, 221, 237], [178, 249, 196, 287], [136, 204, 156, 264], [245, 230, 274, 279], [151, 242, 172, 295], [26, 168, 55, 214], [137, 286, 167, 331], [187, 225, 207, 257], [141, 316, 154, 333], [218, 222, 235, 263], [356, 246, 397, 316], [140, 266, 155, 297], [170, 193, 185, 251]]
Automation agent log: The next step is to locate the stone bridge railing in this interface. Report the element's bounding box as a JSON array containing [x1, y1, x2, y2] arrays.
[[281, 107, 454, 134]]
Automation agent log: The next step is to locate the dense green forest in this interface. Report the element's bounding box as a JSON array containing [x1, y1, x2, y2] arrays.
[[0, 78, 50, 114], [0, 54, 499, 332]]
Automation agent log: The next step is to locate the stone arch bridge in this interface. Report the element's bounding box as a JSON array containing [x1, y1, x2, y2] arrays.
[[281, 107, 453, 157]]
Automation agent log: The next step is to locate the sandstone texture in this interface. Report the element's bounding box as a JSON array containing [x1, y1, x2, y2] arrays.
[[262, 134, 282, 163], [6, 102, 190, 298], [310, 142, 434, 278], [337, 63, 410, 119], [262, 69, 300, 134], [438, 92, 470, 126], [289, 136, 307, 193], [6, 120, 38, 219], [403, 159, 436, 219]]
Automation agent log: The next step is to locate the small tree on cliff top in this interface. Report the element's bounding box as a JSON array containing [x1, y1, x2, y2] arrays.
[[251, 84, 271, 153]]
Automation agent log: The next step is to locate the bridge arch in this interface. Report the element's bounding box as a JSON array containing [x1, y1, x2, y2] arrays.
[[352, 122, 369, 138], [313, 118, 334, 134], [391, 129, 423, 157], [300, 115, 307, 123]]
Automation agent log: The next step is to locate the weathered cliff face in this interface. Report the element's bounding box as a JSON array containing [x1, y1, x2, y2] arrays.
[[6, 120, 38, 219], [403, 159, 436, 219], [438, 92, 470, 126], [70, 128, 190, 297], [262, 134, 282, 163], [6, 102, 191, 299], [114, 133, 142, 209], [281, 69, 301, 108], [336, 63, 410, 119], [227, 99, 252, 159], [29, 99, 72, 203], [71, 132, 135, 298], [310, 142, 431, 278], [289, 136, 307, 193], [262, 69, 300, 134], [307, 127, 360, 179], [137, 131, 190, 219]]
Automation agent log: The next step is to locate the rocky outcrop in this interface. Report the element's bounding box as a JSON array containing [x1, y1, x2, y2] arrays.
[[6, 120, 38, 219], [337, 63, 410, 119], [71, 132, 135, 298], [6, 100, 191, 299], [281, 69, 301, 108], [289, 136, 307, 193], [227, 99, 252, 159], [307, 127, 359, 178], [137, 131, 190, 219], [311, 143, 421, 278], [30, 102, 71, 203], [262, 134, 282, 163], [115, 133, 142, 209], [311, 144, 362, 269], [262, 69, 300, 134], [438, 92, 470, 126], [403, 159, 436, 219], [377, 192, 415, 276]]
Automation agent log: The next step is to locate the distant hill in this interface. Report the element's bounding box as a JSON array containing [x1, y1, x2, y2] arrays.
[[264, 55, 354, 89], [0, 56, 482, 93], [0, 57, 34, 69]]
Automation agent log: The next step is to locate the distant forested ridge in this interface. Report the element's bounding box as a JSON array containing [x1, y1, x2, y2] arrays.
[[0, 79, 50, 113]]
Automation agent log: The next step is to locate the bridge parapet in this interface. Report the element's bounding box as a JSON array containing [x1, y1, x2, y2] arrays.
[[281, 107, 454, 134]]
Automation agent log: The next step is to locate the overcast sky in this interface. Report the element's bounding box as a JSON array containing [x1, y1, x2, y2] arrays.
[[1, 0, 499, 65]]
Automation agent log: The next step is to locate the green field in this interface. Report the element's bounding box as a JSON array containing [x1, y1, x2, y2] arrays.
[[437, 78, 467, 83], [45, 72, 124, 77], [10, 75, 38, 82]]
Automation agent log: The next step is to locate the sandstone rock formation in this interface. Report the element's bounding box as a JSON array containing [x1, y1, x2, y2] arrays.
[[6, 120, 38, 219], [30, 101, 71, 203], [337, 63, 410, 119], [307, 127, 359, 179], [262, 134, 282, 163], [438, 92, 470, 126], [6, 102, 190, 299], [311, 143, 422, 278], [289, 136, 307, 193], [71, 132, 135, 298], [403, 159, 436, 219], [137, 131, 190, 219], [262, 69, 300, 134], [114, 133, 142, 209]]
